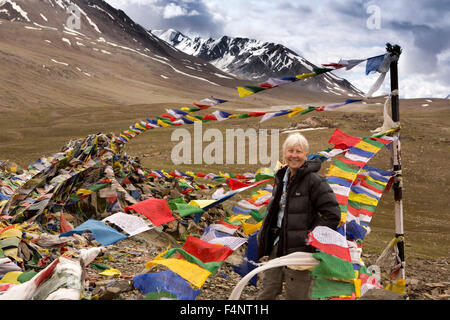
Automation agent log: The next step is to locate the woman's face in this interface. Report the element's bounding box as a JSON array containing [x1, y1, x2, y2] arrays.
[[284, 143, 308, 170]]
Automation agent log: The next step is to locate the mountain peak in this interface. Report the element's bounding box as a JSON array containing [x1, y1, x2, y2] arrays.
[[153, 29, 363, 96]]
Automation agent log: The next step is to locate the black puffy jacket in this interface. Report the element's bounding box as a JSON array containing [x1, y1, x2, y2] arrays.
[[257, 158, 341, 260]]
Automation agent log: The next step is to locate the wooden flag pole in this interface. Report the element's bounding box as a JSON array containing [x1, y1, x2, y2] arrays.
[[386, 43, 406, 294]]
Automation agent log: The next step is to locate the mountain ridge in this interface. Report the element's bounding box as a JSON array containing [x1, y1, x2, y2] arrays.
[[152, 28, 364, 97]]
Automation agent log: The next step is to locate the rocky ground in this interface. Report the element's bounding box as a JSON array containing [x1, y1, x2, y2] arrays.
[[84, 232, 449, 301]]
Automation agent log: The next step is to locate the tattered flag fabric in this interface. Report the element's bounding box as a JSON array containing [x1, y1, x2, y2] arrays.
[[232, 231, 259, 286]]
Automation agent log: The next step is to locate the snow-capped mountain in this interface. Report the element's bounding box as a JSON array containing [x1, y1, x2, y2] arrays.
[[152, 29, 364, 97]]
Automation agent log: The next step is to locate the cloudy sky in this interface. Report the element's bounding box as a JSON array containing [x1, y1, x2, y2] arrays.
[[106, 0, 450, 99]]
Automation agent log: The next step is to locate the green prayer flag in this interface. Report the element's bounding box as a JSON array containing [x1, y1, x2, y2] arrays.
[[144, 291, 177, 300], [250, 209, 266, 222], [347, 200, 377, 212], [89, 262, 111, 271], [168, 197, 187, 211], [237, 113, 251, 119], [362, 137, 386, 149], [18, 270, 37, 283], [312, 67, 333, 75], [333, 158, 360, 173], [175, 203, 204, 217], [312, 276, 355, 298], [244, 85, 267, 93], [312, 252, 355, 279], [300, 106, 316, 115]]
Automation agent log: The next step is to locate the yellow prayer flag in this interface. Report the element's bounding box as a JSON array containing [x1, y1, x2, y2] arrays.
[[157, 119, 171, 127], [184, 171, 196, 178], [228, 214, 251, 222], [149, 258, 211, 288], [185, 115, 200, 122], [338, 211, 347, 227], [251, 190, 271, 202], [326, 166, 357, 181], [348, 192, 379, 207], [99, 268, 121, 277], [188, 200, 217, 208], [366, 174, 387, 186], [354, 141, 380, 153], [219, 171, 230, 178], [288, 106, 306, 117], [134, 123, 148, 131], [385, 278, 406, 296], [241, 220, 262, 236], [296, 72, 316, 80], [180, 107, 190, 112], [0, 228, 22, 239], [353, 278, 361, 298], [76, 188, 92, 196], [237, 87, 254, 97], [0, 271, 23, 284]]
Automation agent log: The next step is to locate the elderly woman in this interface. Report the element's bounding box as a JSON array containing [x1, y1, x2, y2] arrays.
[[257, 133, 341, 300]]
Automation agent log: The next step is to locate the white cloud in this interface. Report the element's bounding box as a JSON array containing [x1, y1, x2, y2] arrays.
[[163, 3, 188, 19], [104, 0, 450, 98]]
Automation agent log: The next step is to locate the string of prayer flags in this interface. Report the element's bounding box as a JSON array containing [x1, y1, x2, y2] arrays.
[[124, 198, 175, 227]]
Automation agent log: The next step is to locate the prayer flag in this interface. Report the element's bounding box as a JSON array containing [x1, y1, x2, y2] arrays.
[[182, 235, 234, 263], [124, 198, 175, 226], [60, 219, 127, 246], [365, 54, 387, 75], [133, 270, 200, 300], [232, 231, 259, 286], [146, 257, 211, 288], [307, 226, 352, 262], [210, 219, 240, 235], [328, 129, 362, 149]]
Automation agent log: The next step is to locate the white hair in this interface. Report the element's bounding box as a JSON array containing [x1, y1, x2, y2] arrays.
[[282, 133, 309, 156]]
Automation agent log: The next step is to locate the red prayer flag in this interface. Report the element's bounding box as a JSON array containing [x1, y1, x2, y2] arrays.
[[307, 226, 352, 262], [226, 178, 250, 190], [193, 103, 212, 110], [203, 114, 218, 121], [160, 113, 177, 122], [328, 129, 362, 149], [182, 235, 234, 263], [248, 112, 266, 117], [322, 63, 344, 69], [124, 198, 175, 226]]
